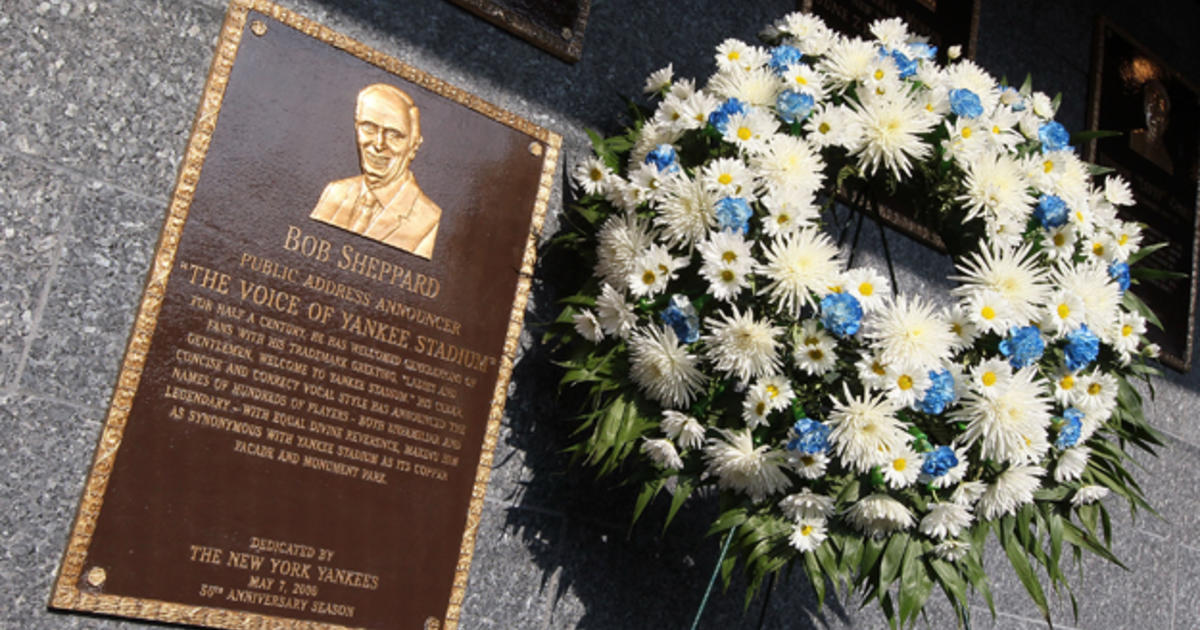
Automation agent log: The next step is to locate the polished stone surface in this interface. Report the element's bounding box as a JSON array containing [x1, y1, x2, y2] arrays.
[[2, 1, 1198, 629]]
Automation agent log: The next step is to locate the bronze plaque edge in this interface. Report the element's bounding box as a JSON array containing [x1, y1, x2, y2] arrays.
[[1084, 15, 1199, 372], [445, 0, 591, 63], [49, 0, 563, 628]]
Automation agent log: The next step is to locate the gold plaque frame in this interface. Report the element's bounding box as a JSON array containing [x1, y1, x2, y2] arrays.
[[49, 1, 560, 628]]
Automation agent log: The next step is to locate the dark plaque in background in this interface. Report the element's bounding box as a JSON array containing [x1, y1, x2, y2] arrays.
[[1086, 17, 1200, 372], [802, 0, 981, 254], [446, 0, 590, 63], [50, 1, 559, 629]]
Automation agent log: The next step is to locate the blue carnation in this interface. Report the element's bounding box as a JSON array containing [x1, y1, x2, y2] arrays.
[[707, 98, 748, 133], [890, 49, 917, 79], [768, 45, 803, 76], [715, 197, 753, 234], [659, 294, 699, 344], [918, 369, 957, 415], [949, 88, 984, 118], [1034, 194, 1069, 229], [820, 292, 864, 338], [1055, 408, 1084, 449], [907, 42, 936, 60], [776, 90, 815, 124], [1108, 261, 1131, 293], [999, 325, 1045, 369], [644, 144, 680, 173], [787, 417, 831, 455], [921, 445, 958, 477], [1039, 121, 1071, 152], [1063, 324, 1100, 372]]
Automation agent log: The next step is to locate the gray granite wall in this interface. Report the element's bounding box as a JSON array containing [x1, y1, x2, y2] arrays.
[[2, 1, 1199, 629]]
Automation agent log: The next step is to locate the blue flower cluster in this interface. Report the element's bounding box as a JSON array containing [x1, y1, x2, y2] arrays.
[[906, 42, 937, 60], [644, 144, 679, 173], [787, 417, 831, 454], [1055, 408, 1084, 449], [660, 294, 699, 343], [1001, 87, 1026, 111], [949, 88, 984, 118], [918, 369, 957, 415], [1034, 194, 1068, 229], [707, 98, 747, 133], [1108, 261, 1131, 293], [1039, 121, 1071, 152], [887, 48, 917, 79], [1063, 324, 1100, 372], [768, 45, 803, 76], [999, 325, 1045, 369], [777, 90, 815, 124], [920, 445, 958, 477], [820, 292, 863, 337], [715, 197, 753, 234]]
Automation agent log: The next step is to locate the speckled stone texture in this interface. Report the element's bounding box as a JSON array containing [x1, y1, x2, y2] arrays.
[[2, 1, 1200, 629]]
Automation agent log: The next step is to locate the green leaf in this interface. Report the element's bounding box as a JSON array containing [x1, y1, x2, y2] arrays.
[[857, 537, 887, 588], [1062, 520, 1126, 568], [805, 550, 827, 607], [879, 533, 910, 588], [631, 479, 664, 525], [1001, 521, 1050, 622], [1127, 241, 1169, 265], [929, 558, 968, 612], [663, 479, 693, 533], [898, 538, 929, 625], [708, 507, 748, 535]]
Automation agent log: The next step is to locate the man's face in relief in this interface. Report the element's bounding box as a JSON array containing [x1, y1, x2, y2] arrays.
[[355, 86, 419, 188]]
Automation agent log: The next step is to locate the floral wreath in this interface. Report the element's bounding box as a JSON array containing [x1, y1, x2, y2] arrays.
[[547, 11, 1163, 628]]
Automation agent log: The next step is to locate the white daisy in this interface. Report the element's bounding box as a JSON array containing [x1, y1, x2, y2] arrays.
[[804, 103, 857, 149], [1104, 175, 1135, 206], [932, 539, 970, 562], [1071, 484, 1110, 507], [703, 307, 784, 382], [1041, 290, 1086, 337], [842, 267, 890, 312], [827, 385, 910, 473], [572, 309, 605, 343], [572, 155, 613, 196], [779, 488, 835, 521], [760, 189, 819, 236], [787, 450, 829, 479], [845, 493, 915, 537], [759, 229, 843, 316], [1052, 369, 1081, 407], [701, 157, 756, 198], [641, 438, 684, 470], [1051, 262, 1122, 336], [882, 364, 932, 409], [1053, 446, 1089, 483], [789, 519, 828, 552], [1075, 370, 1118, 419], [643, 63, 674, 94], [626, 244, 684, 298], [855, 352, 892, 391], [628, 324, 707, 409], [1042, 223, 1077, 262], [959, 287, 1017, 335], [1110, 311, 1146, 357], [882, 445, 923, 489], [662, 410, 706, 450], [969, 357, 1012, 398], [919, 503, 973, 540], [946, 304, 980, 351], [977, 465, 1044, 520], [722, 107, 778, 154], [950, 480, 987, 508], [704, 428, 791, 502]]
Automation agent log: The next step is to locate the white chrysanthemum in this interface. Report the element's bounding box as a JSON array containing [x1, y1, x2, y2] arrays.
[[787, 451, 828, 479], [704, 428, 791, 502], [1071, 484, 1110, 507], [628, 325, 706, 409], [1051, 262, 1122, 336], [703, 307, 784, 382], [882, 445, 923, 489], [869, 17, 910, 48], [779, 12, 834, 55], [862, 295, 955, 372], [827, 385, 910, 473], [626, 244, 684, 298], [951, 480, 986, 508], [709, 66, 782, 109], [643, 63, 674, 94], [630, 122, 684, 170], [943, 60, 999, 111], [846, 91, 937, 178], [953, 366, 1054, 465], [722, 107, 778, 154], [789, 519, 828, 552], [641, 438, 684, 470], [701, 157, 756, 198], [1054, 446, 1089, 483], [572, 155, 613, 196], [655, 175, 717, 248], [969, 357, 1012, 399], [572, 309, 605, 343], [821, 37, 879, 89], [1105, 175, 1135, 206], [595, 283, 637, 339], [759, 229, 843, 316], [594, 213, 654, 291], [977, 465, 1044, 521], [932, 539, 970, 562], [920, 503, 973, 540], [751, 134, 825, 198], [951, 243, 1050, 328], [780, 488, 835, 521], [842, 267, 890, 312], [845, 493, 915, 537], [958, 151, 1034, 223], [662, 410, 706, 450]]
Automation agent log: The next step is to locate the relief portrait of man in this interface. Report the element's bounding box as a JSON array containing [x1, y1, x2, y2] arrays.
[[310, 83, 443, 259]]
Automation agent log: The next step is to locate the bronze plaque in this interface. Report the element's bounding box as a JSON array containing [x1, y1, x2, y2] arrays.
[[1086, 17, 1200, 371], [50, 2, 559, 629], [445, 0, 590, 63], [801, 0, 980, 60]]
